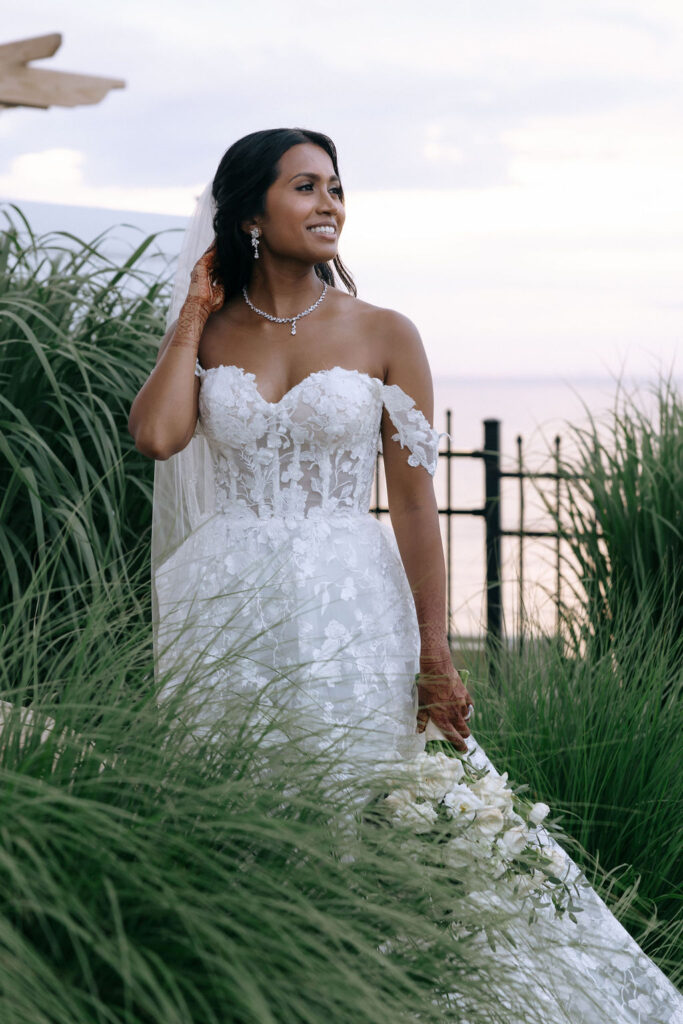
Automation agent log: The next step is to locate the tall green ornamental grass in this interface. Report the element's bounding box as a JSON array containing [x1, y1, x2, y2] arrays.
[[558, 375, 682, 664], [0, 204, 167, 613]]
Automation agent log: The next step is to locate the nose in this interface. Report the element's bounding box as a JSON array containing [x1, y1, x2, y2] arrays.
[[315, 186, 337, 213]]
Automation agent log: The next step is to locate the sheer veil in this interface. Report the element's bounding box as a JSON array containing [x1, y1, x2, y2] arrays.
[[150, 182, 217, 680]]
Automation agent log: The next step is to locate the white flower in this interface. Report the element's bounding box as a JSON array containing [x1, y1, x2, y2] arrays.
[[392, 800, 438, 833], [528, 802, 550, 825], [471, 771, 514, 811], [384, 788, 417, 811], [443, 784, 485, 821], [473, 806, 505, 837], [442, 837, 473, 870], [514, 869, 547, 896], [437, 750, 465, 783], [412, 750, 464, 801], [541, 845, 568, 879], [498, 825, 529, 857], [490, 856, 508, 879]]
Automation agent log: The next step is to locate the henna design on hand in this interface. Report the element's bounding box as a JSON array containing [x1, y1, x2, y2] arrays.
[[169, 245, 226, 357], [187, 244, 225, 314], [419, 620, 451, 659], [173, 300, 211, 347], [416, 649, 474, 752]]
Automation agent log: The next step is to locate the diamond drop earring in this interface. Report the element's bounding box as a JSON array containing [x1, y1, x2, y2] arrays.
[[250, 227, 260, 260]]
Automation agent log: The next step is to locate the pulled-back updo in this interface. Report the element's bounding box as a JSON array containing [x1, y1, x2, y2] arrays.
[[211, 127, 356, 300]]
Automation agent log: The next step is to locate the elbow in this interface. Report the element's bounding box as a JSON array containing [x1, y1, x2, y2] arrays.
[[131, 425, 196, 461], [127, 405, 149, 452], [131, 436, 172, 461], [128, 400, 198, 461], [128, 421, 176, 461], [139, 443, 174, 461]]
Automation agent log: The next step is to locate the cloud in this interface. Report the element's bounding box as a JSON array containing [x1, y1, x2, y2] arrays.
[[2, 0, 682, 195], [1, 0, 681, 379], [0, 148, 203, 213]]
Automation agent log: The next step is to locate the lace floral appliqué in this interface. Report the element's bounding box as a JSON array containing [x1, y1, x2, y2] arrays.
[[379, 383, 447, 476]]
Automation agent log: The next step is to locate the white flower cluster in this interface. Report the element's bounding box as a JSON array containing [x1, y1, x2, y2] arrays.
[[382, 740, 571, 913]]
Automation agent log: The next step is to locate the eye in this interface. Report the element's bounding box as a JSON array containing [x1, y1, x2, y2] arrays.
[[295, 182, 343, 197]]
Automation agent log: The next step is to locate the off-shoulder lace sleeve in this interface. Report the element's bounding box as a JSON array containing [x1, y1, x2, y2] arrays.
[[378, 383, 447, 477]]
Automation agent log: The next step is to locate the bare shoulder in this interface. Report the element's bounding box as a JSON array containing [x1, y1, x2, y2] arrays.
[[360, 302, 433, 415], [371, 305, 423, 351], [364, 303, 429, 381], [331, 292, 427, 375], [336, 292, 418, 335]]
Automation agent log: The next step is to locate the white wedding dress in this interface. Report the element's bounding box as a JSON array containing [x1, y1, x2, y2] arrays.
[[153, 360, 683, 1024]]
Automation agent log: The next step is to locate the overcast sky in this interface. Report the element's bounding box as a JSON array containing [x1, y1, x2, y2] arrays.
[[1, 0, 682, 378]]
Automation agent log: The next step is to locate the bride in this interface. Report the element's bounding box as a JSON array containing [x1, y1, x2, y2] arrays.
[[129, 126, 473, 764], [128, 127, 683, 1022]]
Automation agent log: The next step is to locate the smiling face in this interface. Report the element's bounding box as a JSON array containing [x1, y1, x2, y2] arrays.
[[250, 142, 346, 264]]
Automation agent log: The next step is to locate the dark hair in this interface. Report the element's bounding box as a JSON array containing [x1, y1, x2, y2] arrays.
[[211, 127, 356, 300]]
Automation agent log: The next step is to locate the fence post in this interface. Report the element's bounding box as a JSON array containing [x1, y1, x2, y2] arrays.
[[484, 419, 502, 675]]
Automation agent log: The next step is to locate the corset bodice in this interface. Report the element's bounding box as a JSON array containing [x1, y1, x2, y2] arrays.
[[194, 361, 441, 521]]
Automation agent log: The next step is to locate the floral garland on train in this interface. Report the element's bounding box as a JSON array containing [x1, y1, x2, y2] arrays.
[[379, 672, 581, 929]]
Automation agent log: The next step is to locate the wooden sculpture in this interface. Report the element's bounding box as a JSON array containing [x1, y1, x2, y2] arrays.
[[0, 33, 124, 111]]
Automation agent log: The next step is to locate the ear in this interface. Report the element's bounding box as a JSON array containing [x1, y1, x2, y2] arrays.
[[240, 219, 260, 237]]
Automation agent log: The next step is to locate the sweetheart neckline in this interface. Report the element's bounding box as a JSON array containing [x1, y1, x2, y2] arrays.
[[196, 362, 383, 407]]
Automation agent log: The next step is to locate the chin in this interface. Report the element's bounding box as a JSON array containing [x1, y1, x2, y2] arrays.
[[311, 244, 338, 259]]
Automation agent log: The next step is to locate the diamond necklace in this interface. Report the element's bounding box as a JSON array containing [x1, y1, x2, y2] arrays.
[[242, 281, 328, 336]]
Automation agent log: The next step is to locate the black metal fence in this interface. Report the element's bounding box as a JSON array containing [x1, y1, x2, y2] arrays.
[[371, 414, 566, 654]]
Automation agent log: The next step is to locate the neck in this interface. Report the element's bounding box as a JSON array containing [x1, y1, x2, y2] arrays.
[[246, 260, 324, 318]]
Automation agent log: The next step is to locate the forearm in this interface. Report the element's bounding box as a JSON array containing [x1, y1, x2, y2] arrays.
[[128, 299, 209, 459], [389, 489, 451, 664]]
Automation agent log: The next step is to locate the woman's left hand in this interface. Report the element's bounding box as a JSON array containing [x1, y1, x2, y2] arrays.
[[416, 653, 474, 752]]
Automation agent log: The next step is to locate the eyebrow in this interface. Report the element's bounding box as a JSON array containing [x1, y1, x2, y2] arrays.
[[288, 171, 341, 184]]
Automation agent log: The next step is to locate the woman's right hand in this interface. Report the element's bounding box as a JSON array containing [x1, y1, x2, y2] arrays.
[[185, 243, 225, 315]]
